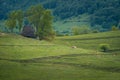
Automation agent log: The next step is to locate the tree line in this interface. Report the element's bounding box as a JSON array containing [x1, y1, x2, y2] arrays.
[[0, 0, 120, 30]]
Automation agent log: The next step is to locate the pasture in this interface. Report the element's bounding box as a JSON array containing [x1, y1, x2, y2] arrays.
[[0, 31, 120, 80]]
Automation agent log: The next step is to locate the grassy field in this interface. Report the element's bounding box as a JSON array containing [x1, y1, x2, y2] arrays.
[[0, 33, 98, 60], [54, 31, 120, 53], [0, 31, 120, 80]]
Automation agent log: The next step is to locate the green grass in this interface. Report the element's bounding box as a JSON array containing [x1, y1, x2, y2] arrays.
[[0, 33, 99, 60], [0, 54, 120, 80], [54, 31, 120, 53], [0, 31, 120, 80]]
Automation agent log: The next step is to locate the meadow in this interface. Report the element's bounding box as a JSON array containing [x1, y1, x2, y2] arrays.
[[55, 31, 120, 53], [0, 31, 120, 80]]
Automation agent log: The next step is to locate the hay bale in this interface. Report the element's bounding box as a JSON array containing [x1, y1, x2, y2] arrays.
[[72, 46, 77, 49]]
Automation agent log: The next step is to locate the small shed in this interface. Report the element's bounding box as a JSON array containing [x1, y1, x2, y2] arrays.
[[21, 25, 36, 38]]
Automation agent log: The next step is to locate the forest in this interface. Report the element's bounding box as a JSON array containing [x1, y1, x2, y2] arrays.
[[0, 0, 120, 29]]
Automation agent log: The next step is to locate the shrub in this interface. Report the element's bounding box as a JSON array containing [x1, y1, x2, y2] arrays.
[[111, 26, 119, 31], [72, 26, 91, 35], [99, 44, 110, 52], [92, 30, 99, 33]]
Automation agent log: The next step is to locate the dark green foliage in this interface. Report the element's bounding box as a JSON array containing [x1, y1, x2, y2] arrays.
[[91, 7, 120, 29], [26, 4, 55, 40], [0, 0, 120, 30], [15, 10, 24, 32], [3, 4, 55, 40], [72, 26, 91, 35], [4, 4, 55, 40], [5, 10, 24, 33], [92, 30, 99, 33], [99, 44, 110, 52], [111, 26, 119, 31], [5, 19, 16, 32]]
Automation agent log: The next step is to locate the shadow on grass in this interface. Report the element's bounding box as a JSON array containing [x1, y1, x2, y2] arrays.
[[51, 62, 120, 73], [0, 53, 120, 73], [108, 48, 120, 52], [59, 36, 120, 41]]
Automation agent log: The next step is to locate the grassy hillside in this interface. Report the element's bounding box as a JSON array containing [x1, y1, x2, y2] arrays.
[[0, 33, 99, 60], [0, 31, 120, 80], [55, 31, 120, 53]]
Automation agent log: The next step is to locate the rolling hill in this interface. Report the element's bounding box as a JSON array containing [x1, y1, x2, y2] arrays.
[[0, 31, 120, 80], [0, 33, 100, 60], [55, 31, 120, 53], [0, 0, 120, 79]]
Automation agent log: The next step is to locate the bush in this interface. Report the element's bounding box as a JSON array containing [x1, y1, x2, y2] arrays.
[[99, 44, 110, 52], [72, 26, 91, 35], [111, 26, 119, 31], [92, 30, 99, 33]]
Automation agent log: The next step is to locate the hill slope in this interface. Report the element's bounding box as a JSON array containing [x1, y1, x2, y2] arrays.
[[0, 31, 120, 80], [0, 33, 99, 60], [55, 31, 120, 53]]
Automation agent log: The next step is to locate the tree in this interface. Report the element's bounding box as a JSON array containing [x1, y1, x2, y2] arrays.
[[99, 44, 110, 52], [15, 10, 24, 32], [72, 26, 91, 35], [26, 4, 44, 31], [91, 7, 120, 29], [5, 19, 16, 32], [111, 26, 119, 31], [26, 4, 55, 40], [5, 11, 17, 32], [5, 10, 24, 33], [38, 10, 55, 40], [72, 26, 80, 35]]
